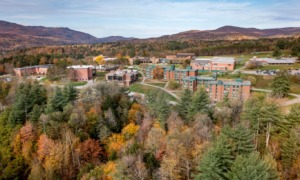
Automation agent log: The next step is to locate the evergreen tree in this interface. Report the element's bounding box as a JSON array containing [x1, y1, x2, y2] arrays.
[[30, 81, 47, 107], [194, 135, 234, 180], [30, 105, 42, 122], [8, 82, 47, 125], [281, 131, 299, 178], [273, 47, 282, 57], [222, 125, 255, 155], [285, 104, 300, 128], [146, 90, 170, 129], [226, 152, 279, 180], [63, 84, 78, 104], [177, 88, 192, 123], [271, 71, 290, 98], [50, 88, 65, 112], [260, 102, 281, 149], [188, 87, 210, 120], [8, 93, 27, 125]]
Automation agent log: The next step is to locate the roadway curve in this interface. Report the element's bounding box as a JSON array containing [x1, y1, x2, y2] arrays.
[[252, 88, 300, 106]]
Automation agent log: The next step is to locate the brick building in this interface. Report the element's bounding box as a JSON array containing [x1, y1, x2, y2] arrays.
[[146, 65, 197, 81], [191, 57, 235, 72], [164, 65, 198, 82], [14, 64, 53, 77], [165, 53, 196, 64], [106, 69, 138, 86], [67, 65, 95, 81], [146, 65, 251, 101], [182, 77, 251, 101]]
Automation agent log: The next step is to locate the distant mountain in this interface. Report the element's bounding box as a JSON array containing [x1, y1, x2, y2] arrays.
[[98, 36, 137, 43], [1, 20, 300, 50], [156, 25, 300, 41], [0, 20, 136, 50]]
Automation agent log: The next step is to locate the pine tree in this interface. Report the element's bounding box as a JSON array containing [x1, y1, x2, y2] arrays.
[[63, 84, 78, 104], [285, 104, 300, 128], [154, 92, 170, 130], [51, 88, 65, 112], [271, 71, 290, 98], [226, 152, 279, 180], [273, 47, 282, 57], [260, 102, 281, 149], [177, 88, 192, 123], [194, 135, 234, 180], [281, 131, 299, 179], [8, 94, 27, 125], [188, 87, 210, 120], [30, 105, 42, 122], [222, 125, 255, 155]]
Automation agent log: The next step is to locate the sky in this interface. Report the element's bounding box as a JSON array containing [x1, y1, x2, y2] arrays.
[[1, 0, 300, 38]]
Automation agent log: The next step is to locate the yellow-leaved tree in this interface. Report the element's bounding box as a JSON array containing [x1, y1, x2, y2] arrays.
[[94, 55, 105, 65]]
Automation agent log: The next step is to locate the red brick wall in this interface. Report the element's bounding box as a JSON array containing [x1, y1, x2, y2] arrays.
[[242, 86, 251, 100]]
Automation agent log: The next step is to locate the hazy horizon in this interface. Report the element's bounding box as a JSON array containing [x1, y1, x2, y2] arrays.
[[1, 0, 300, 38]]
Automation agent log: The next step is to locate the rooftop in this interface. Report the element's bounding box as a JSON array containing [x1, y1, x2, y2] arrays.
[[177, 53, 195, 56], [14, 64, 53, 70], [212, 57, 235, 63], [67, 65, 95, 69], [193, 57, 235, 64], [251, 57, 296, 64], [209, 79, 251, 86]]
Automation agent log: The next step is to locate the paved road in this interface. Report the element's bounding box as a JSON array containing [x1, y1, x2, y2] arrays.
[[139, 71, 180, 100], [252, 88, 300, 106]]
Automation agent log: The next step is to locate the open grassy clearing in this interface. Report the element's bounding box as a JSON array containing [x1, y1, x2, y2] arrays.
[[69, 81, 87, 87], [129, 83, 177, 101], [252, 63, 300, 70], [146, 83, 167, 88]]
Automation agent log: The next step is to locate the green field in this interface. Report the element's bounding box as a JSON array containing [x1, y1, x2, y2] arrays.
[[95, 71, 107, 81], [253, 64, 300, 70], [129, 83, 177, 101], [70, 81, 87, 87], [146, 83, 167, 88]]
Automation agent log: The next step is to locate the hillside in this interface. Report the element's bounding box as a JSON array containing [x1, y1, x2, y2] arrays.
[[1, 20, 300, 50], [156, 25, 300, 41], [0, 20, 135, 50]]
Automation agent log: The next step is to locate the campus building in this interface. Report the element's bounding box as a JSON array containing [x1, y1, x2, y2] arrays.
[[146, 65, 251, 101], [191, 57, 235, 72], [165, 53, 196, 64], [67, 65, 95, 81], [249, 57, 296, 66], [182, 77, 251, 101], [146, 65, 197, 81], [106, 69, 138, 86], [14, 64, 53, 77], [164, 65, 198, 82]]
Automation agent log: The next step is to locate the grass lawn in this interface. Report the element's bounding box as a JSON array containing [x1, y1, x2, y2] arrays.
[[70, 81, 87, 87], [129, 83, 177, 101], [253, 63, 300, 71], [95, 71, 107, 81], [147, 83, 167, 88], [290, 84, 300, 94]]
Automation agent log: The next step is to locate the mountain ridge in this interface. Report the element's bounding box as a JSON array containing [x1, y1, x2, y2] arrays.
[[1, 20, 300, 50]]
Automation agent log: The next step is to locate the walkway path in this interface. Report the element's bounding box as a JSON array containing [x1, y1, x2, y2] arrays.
[[252, 88, 300, 106], [231, 65, 246, 74], [139, 71, 180, 100]]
